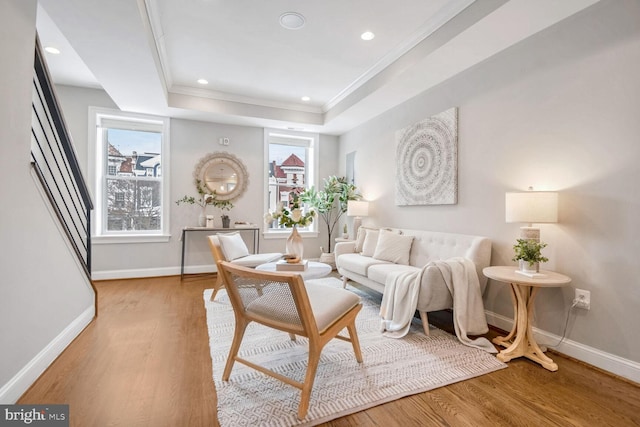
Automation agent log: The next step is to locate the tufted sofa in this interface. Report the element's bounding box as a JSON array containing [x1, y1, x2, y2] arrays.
[[335, 227, 491, 334]]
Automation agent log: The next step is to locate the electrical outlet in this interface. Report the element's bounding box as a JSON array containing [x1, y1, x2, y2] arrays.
[[574, 288, 591, 310]]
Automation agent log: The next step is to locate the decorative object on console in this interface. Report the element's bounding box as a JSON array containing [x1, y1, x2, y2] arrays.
[[395, 107, 458, 206], [175, 193, 214, 226], [346, 200, 369, 240], [299, 176, 360, 253], [505, 188, 558, 241]]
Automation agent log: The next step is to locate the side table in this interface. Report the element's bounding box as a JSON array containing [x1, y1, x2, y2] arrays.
[[483, 266, 571, 371]]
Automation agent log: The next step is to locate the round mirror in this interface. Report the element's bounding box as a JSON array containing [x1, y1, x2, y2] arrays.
[[193, 152, 249, 201]]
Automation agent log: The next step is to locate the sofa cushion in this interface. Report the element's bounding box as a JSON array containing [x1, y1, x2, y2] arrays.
[[338, 253, 390, 276], [367, 263, 421, 285], [372, 229, 414, 265], [361, 229, 380, 256]]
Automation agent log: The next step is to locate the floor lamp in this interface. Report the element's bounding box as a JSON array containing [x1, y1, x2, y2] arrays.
[[347, 201, 369, 240]]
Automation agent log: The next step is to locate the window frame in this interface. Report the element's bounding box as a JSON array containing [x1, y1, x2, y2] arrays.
[[89, 107, 171, 244], [263, 128, 319, 239]]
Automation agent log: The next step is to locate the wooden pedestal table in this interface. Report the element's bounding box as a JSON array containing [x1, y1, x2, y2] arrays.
[[483, 266, 571, 371]]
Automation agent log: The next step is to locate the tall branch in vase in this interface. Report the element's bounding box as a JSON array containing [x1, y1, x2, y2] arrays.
[[300, 176, 360, 253]]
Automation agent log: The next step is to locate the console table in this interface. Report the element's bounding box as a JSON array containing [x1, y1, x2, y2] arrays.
[[483, 266, 571, 371], [180, 227, 259, 279]]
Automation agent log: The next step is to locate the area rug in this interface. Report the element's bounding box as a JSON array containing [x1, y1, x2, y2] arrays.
[[204, 277, 506, 426]]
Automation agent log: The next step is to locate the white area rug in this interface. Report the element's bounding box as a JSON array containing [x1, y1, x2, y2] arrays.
[[204, 277, 506, 426]]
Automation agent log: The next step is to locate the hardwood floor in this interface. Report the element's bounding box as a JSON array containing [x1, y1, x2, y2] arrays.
[[18, 275, 640, 426]]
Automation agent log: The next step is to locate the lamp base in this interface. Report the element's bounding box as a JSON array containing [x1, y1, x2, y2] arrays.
[[351, 217, 362, 240], [519, 226, 540, 241]]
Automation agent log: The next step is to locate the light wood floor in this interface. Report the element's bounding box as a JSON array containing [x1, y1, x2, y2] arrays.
[[19, 274, 640, 426]]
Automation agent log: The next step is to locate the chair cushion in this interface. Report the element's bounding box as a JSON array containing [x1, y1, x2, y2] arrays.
[[217, 232, 250, 260], [337, 253, 390, 276], [231, 253, 282, 268], [372, 229, 414, 265], [246, 282, 360, 334], [306, 283, 361, 333]]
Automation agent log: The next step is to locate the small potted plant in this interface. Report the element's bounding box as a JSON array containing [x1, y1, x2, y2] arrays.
[[213, 199, 234, 228], [512, 239, 549, 273]]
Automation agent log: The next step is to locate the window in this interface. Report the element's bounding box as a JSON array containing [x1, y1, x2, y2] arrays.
[[264, 129, 318, 236], [89, 108, 170, 243]]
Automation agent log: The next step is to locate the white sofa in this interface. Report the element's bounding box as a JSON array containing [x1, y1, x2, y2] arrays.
[[335, 227, 491, 333]]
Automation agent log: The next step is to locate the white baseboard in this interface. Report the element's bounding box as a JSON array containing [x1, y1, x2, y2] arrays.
[[485, 311, 640, 384], [0, 305, 95, 404], [92, 264, 216, 281]]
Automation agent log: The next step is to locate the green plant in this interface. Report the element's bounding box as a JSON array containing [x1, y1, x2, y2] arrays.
[[176, 178, 233, 218], [299, 176, 360, 253], [512, 239, 549, 267]]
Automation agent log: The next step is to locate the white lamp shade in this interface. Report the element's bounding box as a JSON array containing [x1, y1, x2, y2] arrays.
[[347, 200, 369, 217], [505, 192, 558, 224]]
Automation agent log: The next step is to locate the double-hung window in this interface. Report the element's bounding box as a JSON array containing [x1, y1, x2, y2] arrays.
[[264, 128, 318, 236], [90, 108, 170, 243]]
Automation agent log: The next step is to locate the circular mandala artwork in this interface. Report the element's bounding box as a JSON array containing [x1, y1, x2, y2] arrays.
[[395, 108, 457, 205]]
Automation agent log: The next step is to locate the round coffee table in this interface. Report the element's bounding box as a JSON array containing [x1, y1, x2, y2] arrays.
[[256, 261, 332, 280]]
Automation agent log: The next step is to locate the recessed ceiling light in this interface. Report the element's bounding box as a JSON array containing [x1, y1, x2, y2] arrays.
[[301, 96, 311, 102], [44, 46, 61, 54], [361, 31, 375, 41], [280, 12, 305, 30], [197, 78, 208, 85]]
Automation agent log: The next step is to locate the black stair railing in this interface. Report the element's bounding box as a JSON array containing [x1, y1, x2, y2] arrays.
[[30, 37, 93, 280]]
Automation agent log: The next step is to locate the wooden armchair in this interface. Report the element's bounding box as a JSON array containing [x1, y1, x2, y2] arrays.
[[207, 234, 281, 301], [216, 261, 363, 420]]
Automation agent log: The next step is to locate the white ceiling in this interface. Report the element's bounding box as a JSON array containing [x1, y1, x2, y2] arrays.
[[36, 0, 600, 135]]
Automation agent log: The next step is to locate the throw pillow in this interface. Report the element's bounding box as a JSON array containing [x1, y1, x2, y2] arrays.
[[354, 226, 375, 253], [372, 229, 414, 265], [217, 232, 250, 261], [361, 229, 380, 257]]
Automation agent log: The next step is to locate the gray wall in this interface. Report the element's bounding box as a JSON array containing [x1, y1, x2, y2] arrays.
[[338, 0, 640, 365], [55, 86, 340, 277], [0, 0, 94, 402]]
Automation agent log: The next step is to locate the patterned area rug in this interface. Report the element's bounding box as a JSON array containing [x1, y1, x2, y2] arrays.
[[204, 277, 506, 426]]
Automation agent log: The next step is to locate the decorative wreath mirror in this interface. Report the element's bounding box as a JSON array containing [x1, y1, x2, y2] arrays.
[[193, 152, 249, 201]]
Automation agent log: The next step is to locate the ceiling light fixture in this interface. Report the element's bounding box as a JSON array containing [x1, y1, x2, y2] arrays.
[[197, 78, 208, 85], [279, 12, 306, 30], [361, 31, 375, 41], [44, 46, 61, 54], [301, 96, 311, 102]]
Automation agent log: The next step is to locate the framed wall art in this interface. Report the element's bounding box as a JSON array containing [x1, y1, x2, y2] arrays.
[[395, 107, 458, 206]]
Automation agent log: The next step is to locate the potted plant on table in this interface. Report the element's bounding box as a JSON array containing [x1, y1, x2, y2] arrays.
[[512, 239, 549, 274], [212, 198, 234, 228], [264, 192, 315, 260], [175, 194, 214, 226]]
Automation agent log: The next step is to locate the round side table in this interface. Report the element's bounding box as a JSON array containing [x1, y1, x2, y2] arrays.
[[483, 266, 571, 371], [256, 261, 332, 280]]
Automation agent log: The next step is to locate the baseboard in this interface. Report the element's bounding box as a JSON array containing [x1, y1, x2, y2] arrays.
[[485, 310, 640, 384], [0, 305, 95, 404], [92, 264, 216, 281]]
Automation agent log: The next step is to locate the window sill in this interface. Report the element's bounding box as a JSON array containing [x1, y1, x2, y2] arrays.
[[93, 234, 171, 244], [262, 230, 319, 240]]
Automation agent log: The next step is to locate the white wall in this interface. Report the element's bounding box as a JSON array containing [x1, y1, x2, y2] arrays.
[[0, 0, 95, 402], [55, 86, 340, 278], [339, 0, 640, 372]]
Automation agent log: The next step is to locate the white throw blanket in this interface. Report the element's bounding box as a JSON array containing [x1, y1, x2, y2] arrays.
[[380, 257, 496, 353]]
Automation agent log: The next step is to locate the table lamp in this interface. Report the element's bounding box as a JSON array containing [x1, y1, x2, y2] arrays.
[[347, 200, 369, 240], [505, 188, 558, 241]]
